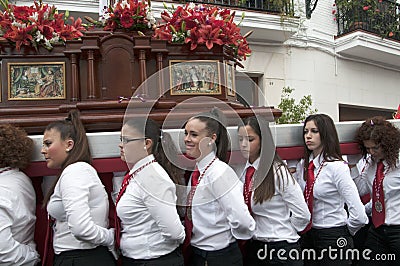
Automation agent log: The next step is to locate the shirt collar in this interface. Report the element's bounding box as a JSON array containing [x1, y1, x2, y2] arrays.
[[129, 154, 155, 175], [310, 153, 324, 168], [196, 151, 216, 171], [245, 157, 260, 171]]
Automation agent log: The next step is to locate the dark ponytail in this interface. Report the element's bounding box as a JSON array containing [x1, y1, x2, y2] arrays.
[[43, 110, 91, 205]]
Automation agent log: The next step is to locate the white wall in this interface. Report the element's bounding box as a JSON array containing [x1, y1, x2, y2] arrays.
[[242, 0, 400, 121]]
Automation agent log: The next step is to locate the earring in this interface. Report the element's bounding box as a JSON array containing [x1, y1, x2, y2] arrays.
[[66, 149, 70, 152], [208, 142, 212, 146], [144, 146, 147, 150]]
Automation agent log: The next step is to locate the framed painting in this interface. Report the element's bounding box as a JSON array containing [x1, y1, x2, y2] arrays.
[[169, 60, 221, 95], [225, 63, 235, 96], [8, 62, 66, 100]]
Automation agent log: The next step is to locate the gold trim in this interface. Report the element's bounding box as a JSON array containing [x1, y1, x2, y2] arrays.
[[8, 62, 66, 100], [169, 60, 221, 96], [225, 63, 236, 96]]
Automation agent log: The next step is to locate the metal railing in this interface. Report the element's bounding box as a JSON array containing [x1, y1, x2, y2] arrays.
[[169, 0, 295, 16], [336, 0, 400, 41]]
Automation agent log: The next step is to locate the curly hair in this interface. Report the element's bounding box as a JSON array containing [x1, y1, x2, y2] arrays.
[[0, 124, 33, 169], [356, 116, 400, 169]]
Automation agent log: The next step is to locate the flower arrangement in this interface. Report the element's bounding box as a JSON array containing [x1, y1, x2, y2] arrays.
[[153, 3, 251, 61], [0, 0, 85, 51], [101, 0, 155, 32], [394, 104, 400, 119]]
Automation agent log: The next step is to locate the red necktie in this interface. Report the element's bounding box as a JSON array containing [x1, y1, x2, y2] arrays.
[[115, 172, 131, 249], [302, 161, 315, 234], [238, 166, 256, 258], [182, 169, 200, 264], [244, 166, 255, 214], [372, 162, 385, 228]]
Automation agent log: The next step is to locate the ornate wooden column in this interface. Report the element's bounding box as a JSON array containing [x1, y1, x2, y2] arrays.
[[64, 40, 82, 102], [81, 36, 100, 99], [151, 39, 169, 98], [134, 36, 151, 95]]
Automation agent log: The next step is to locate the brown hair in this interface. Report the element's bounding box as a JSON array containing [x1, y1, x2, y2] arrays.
[[356, 116, 400, 169], [43, 110, 91, 205], [0, 124, 33, 169], [239, 116, 293, 204], [302, 114, 342, 181]]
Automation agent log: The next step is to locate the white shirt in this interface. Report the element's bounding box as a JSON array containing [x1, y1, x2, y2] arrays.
[[47, 162, 114, 254], [351, 156, 400, 225], [295, 154, 368, 235], [190, 152, 256, 251], [237, 158, 310, 243], [0, 168, 39, 266], [117, 155, 185, 260]]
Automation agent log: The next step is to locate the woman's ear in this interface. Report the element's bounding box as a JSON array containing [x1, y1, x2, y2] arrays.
[[145, 138, 153, 152], [210, 133, 217, 144], [66, 139, 74, 152]]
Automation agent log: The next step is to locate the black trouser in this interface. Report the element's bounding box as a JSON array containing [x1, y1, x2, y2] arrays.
[[359, 225, 400, 266], [121, 247, 183, 266], [53, 245, 116, 266], [191, 241, 242, 266], [245, 239, 303, 266], [301, 225, 354, 266]]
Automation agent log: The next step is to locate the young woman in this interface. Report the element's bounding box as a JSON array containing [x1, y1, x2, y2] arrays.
[[0, 124, 40, 265], [183, 108, 255, 266], [350, 116, 400, 266], [116, 118, 185, 265], [41, 110, 116, 265], [297, 114, 368, 265], [237, 116, 310, 265]]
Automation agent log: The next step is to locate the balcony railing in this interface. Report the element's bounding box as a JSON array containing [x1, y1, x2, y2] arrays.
[[108, 0, 294, 15], [336, 0, 400, 41], [170, 0, 294, 16]]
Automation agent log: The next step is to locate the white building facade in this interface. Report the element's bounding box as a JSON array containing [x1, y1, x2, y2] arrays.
[[15, 0, 400, 121]]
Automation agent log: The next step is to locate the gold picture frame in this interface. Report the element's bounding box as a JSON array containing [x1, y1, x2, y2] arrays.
[[169, 60, 221, 95], [225, 63, 235, 96], [8, 62, 66, 100]]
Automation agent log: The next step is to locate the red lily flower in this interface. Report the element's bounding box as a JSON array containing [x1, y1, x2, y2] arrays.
[[0, 0, 85, 51], [197, 24, 224, 50]]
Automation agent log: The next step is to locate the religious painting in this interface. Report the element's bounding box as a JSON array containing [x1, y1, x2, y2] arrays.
[[169, 60, 221, 95], [8, 62, 66, 100]]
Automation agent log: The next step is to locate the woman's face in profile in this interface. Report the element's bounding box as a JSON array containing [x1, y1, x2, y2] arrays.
[[41, 129, 70, 169], [238, 125, 261, 164], [120, 124, 148, 166]]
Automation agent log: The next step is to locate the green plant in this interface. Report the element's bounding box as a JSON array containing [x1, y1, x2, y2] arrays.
[[276, 87, 317, 124], [271, 0, 295, 16], [334, 0, 400, 39]]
